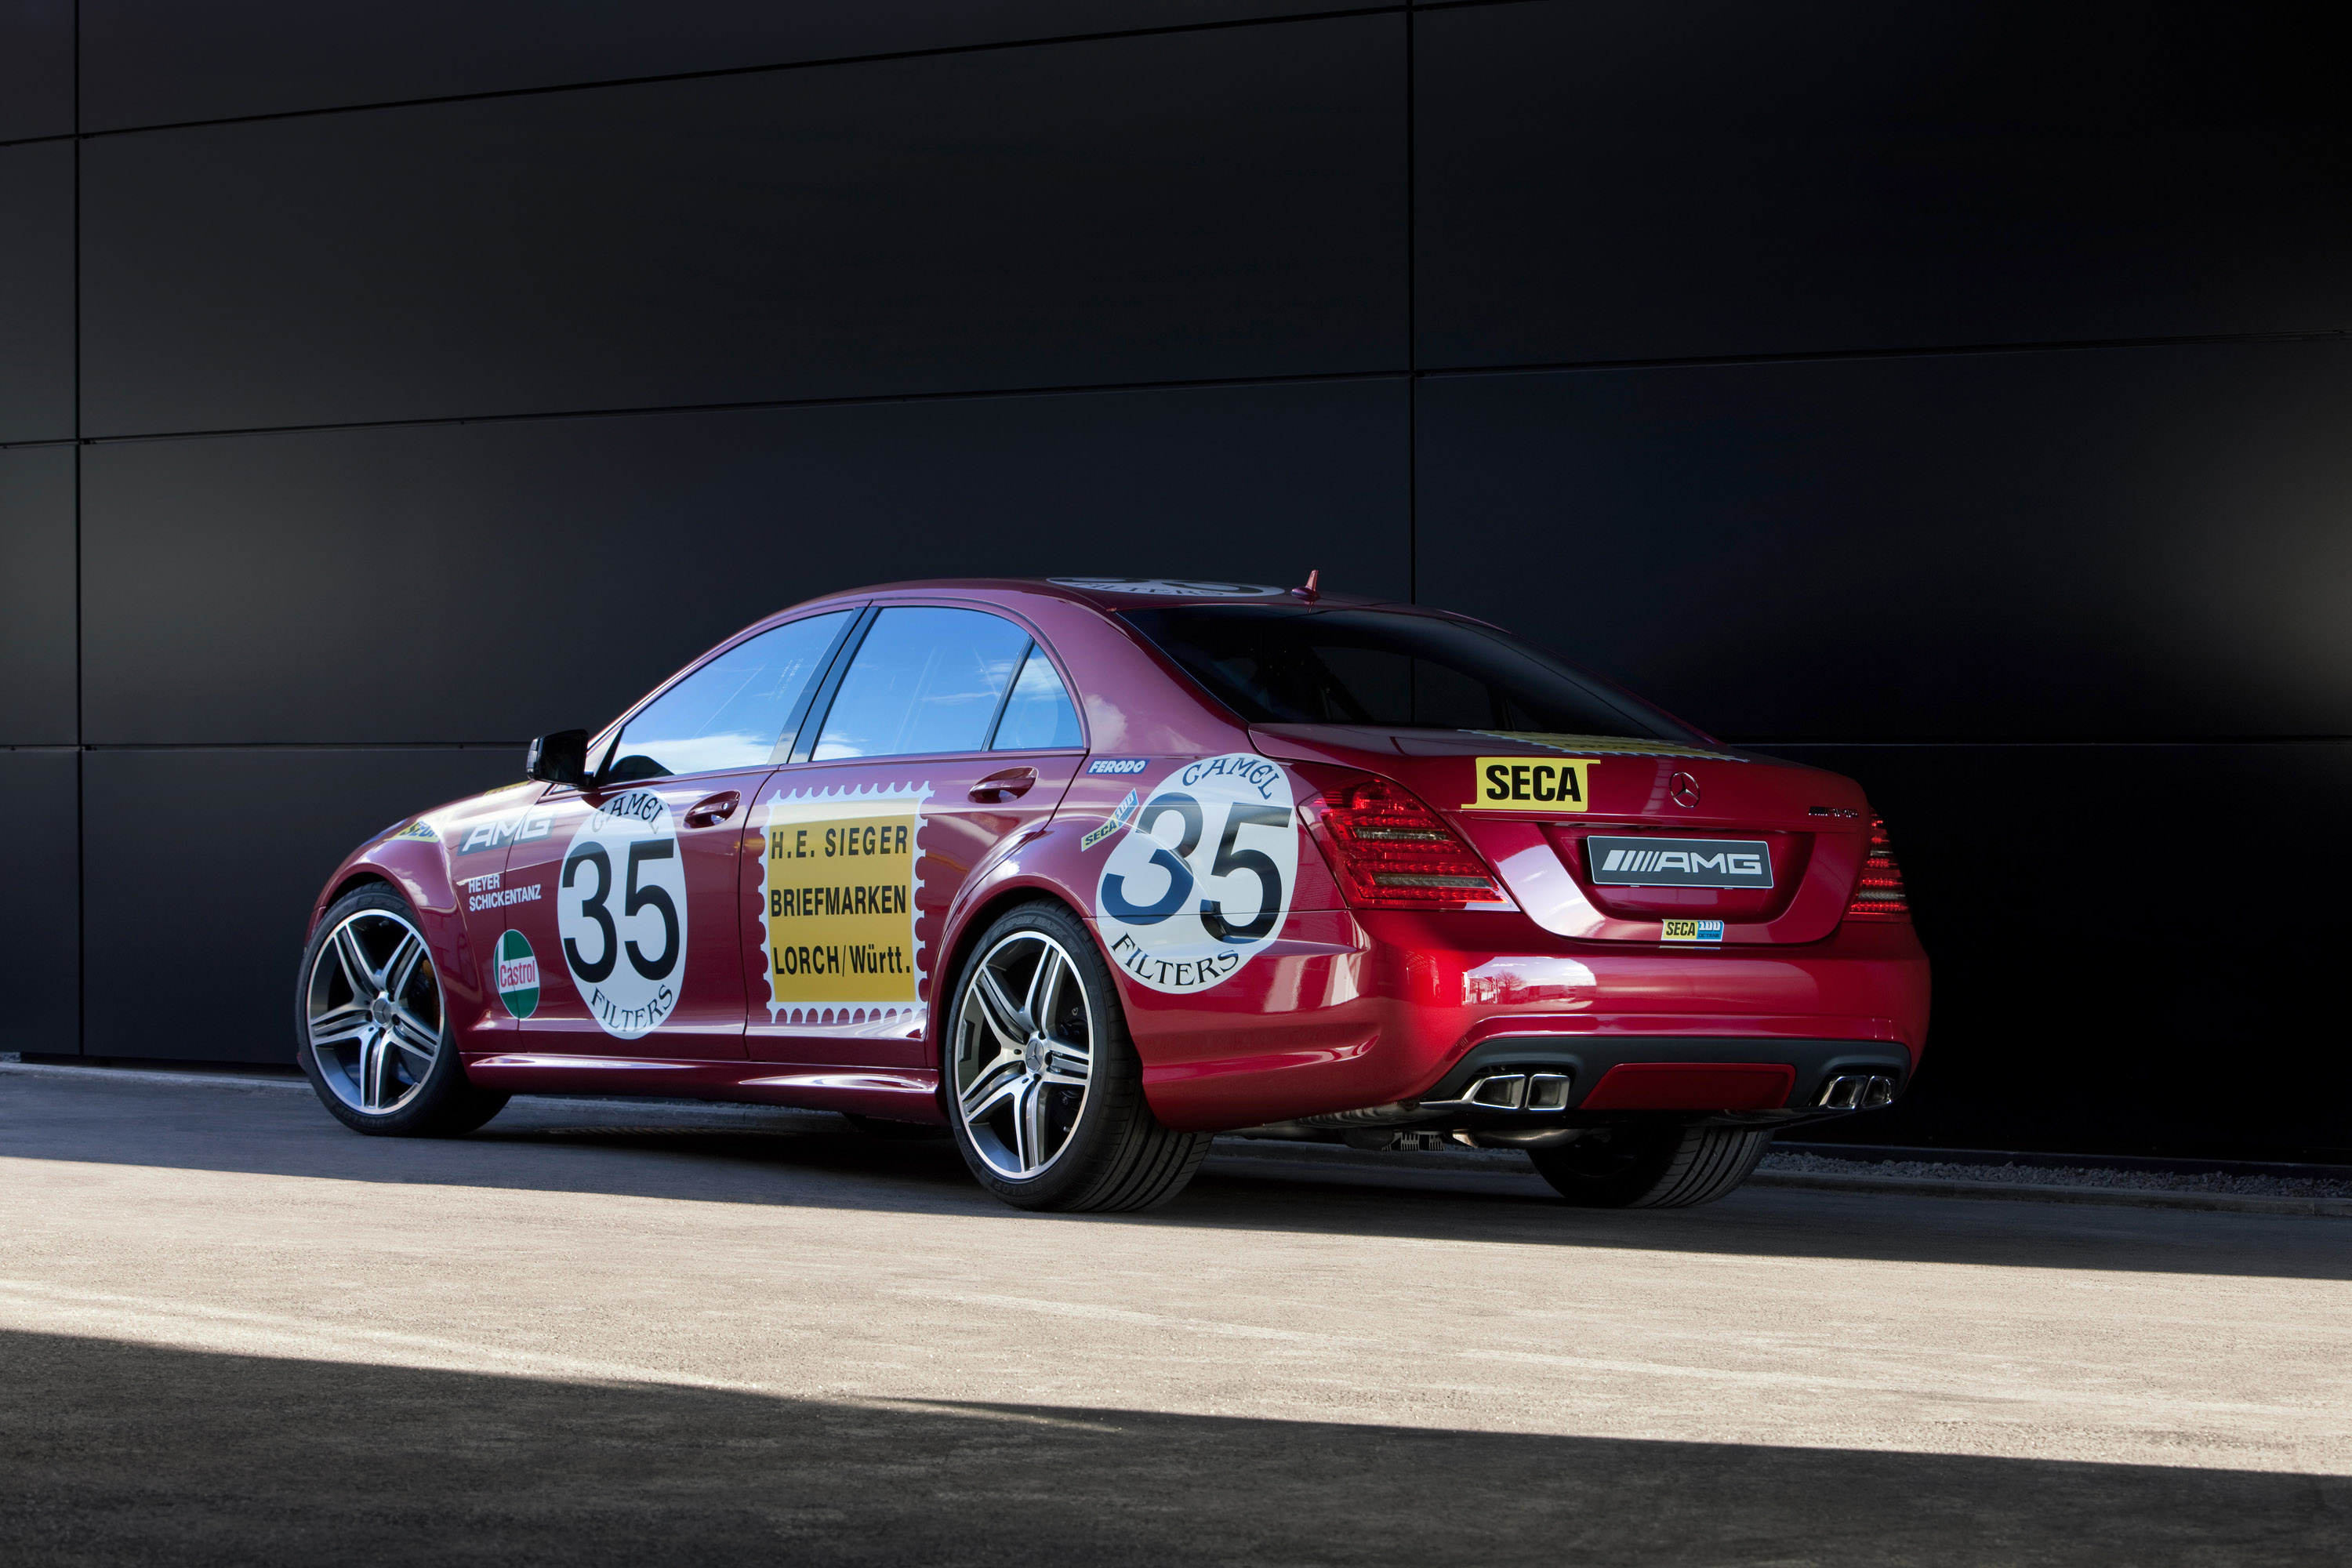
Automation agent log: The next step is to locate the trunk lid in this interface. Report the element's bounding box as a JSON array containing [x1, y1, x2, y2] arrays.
[[1253, 724, 1867, 944]]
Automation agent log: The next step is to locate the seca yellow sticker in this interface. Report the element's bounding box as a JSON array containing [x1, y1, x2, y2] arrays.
[[1462, 757, 1598, 812]]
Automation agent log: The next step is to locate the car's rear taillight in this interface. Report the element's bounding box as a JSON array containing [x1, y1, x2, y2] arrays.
[[1844, 817, 1910, 922], [1312, 777, 1502, 908]]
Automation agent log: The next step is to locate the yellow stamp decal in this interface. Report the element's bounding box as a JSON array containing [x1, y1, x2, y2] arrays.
[[1461, 757, 1599, 811], [755, 783, 931, 1024]]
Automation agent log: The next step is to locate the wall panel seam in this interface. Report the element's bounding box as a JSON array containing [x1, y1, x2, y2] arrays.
[[74, 370, 1417, 446], [71, 5, 1405, 140], [68, 322, 2352, 448]]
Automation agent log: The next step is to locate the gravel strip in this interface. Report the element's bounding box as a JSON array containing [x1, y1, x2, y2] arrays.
[[1758, 1149, 2352, 1201]]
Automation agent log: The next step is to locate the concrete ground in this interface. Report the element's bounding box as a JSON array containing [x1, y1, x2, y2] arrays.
[[2, 1069, 2345, 1566]]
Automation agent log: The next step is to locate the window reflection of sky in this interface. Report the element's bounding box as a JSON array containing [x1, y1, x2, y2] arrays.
[[815, 608, 1029, 760], [993, 648, 1084, 750], [610, 610, 851, 779]]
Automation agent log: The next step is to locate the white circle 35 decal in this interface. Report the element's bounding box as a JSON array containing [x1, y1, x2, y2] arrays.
[[1094, 754, 1298, 993], [557, 789, 689, 1038]]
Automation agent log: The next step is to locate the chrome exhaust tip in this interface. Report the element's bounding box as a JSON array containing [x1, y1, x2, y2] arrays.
[[1816, 1073, 1897, 1110]]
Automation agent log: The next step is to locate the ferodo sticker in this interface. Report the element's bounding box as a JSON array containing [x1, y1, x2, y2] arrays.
[[495, 930, 540, 1018], [1462, 757, 1599, 812], [1094, 753, 1298, 994], [557, 789, 688, 1039], [757, 783, 930, 1026]]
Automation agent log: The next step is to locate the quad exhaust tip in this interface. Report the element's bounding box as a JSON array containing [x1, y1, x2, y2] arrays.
[[1815, 1073, 1896, 1111], [1465, 1073, 1573, 1112]]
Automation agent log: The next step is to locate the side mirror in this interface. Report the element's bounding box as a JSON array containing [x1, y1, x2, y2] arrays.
[[524, 729, 589, 786]]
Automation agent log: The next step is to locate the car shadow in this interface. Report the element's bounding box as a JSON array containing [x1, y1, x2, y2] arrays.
[[5, 1326, 2342, 1566], [5, 1072, 2346, 1283]]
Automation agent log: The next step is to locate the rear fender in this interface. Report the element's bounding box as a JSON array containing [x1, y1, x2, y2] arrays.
[[930, 821, 1099, 1053]]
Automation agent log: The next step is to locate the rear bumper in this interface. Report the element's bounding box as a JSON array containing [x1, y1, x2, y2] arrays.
[[1121, 906, 1930, 1133], [1417, 1034, 1910, 1117]]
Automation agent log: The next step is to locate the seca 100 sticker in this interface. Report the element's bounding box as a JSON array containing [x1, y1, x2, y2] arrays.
[[557, 789, 688, 1039], [1094, 753, 1298, 994]]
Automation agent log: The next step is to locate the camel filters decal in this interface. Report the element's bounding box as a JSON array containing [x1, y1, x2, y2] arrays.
[[756, 782, 931, 1027], [557, 789, 688, 1039], [1094, 753, 1298, 994], [494, 930, 540, 1018]]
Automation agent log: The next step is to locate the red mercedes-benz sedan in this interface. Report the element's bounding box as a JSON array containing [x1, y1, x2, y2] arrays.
[[299, 577, 1928, 1211]]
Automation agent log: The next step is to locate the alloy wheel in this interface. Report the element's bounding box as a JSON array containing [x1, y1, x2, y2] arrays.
[[950, 930, 1095, 1179], [305, 909, 443, 1116]]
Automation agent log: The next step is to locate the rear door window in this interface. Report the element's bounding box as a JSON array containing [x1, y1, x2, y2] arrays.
[[991, 644, 1083, 750], [607, 610, 854, 782], [811, 608, 1033, 760]]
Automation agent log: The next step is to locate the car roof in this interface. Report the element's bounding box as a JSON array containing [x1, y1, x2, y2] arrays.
[[774, 575, 1400, 619]]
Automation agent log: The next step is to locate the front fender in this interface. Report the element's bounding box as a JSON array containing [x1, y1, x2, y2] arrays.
[[305, 813, 485, 1021]]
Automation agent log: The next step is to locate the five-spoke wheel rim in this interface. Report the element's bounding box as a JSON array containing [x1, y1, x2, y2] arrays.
[[306, 909, 443, 1116], [950, 931, 1094, 1180]]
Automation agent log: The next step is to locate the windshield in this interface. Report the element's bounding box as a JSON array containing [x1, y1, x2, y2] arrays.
[[1120, 605, 1700, 742]]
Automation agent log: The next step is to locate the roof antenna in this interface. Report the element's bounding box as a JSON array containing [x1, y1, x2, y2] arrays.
[[1292, 568, 1321, 603]]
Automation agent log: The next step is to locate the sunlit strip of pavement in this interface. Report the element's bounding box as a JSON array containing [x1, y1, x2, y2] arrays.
[[7, 1066, 2351, 1563], [1, 1131, 2347, 1480]]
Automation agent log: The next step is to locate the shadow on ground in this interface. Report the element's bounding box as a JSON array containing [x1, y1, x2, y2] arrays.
[[5, 1073, 2347, 1282], [4, 1327, 2343, 1567]]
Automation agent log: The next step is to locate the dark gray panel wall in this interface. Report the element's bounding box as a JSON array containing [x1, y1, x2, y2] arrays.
[[1416, 342, 2352, 742], [20, 2, 2352, 1153], [80, 0, 1329, 129], [1415, 1, 2352, 368], [0, 140, 75, 442], [0, 445, 77, 744], [0, 749, 78, 1054], [0, 0, 74, 142], [1772, 740, 2352, 1155], [81, 749, 526, 1062], [82, 17, 1406, 435], [82, 379, 1406, 745]]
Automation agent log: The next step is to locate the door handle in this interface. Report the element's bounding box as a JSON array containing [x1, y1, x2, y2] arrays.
[[969, 768, 1037, 804], [684, 790, 740, 828]]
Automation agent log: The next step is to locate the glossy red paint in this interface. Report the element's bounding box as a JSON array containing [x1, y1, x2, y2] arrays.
[[307, 579, 1930, 1134]]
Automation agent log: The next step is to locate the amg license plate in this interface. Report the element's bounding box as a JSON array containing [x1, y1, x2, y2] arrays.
[[1586, 837, 1773, 889]]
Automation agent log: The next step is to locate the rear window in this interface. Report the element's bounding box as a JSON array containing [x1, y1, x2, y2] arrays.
[[1120, 604, 1700, 742]]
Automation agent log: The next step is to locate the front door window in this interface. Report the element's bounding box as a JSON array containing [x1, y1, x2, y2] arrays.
[[499, 610, 855, 1061]]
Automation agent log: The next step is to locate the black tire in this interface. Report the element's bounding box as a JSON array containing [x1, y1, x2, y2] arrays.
[[942, 900, 1210, 1212], [1528, 1124, 1773, 1208], [844, 1113, 951, 1142], [295, 884, 510, 1138]]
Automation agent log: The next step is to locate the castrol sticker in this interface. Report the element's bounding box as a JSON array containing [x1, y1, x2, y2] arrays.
[[494, 929, 540, 1018], [755, 783, 931, 1027], [557, 789, 688, 1039], [1094, 753, 1298, 994]]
